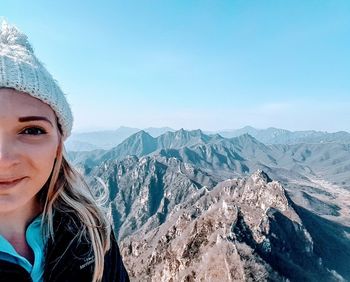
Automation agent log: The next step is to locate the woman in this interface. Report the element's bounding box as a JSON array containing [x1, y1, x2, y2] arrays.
[[0, 21, 129, 281]]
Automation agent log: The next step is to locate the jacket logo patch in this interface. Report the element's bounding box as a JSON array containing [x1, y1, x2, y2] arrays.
[[79, 257, 95, 270]]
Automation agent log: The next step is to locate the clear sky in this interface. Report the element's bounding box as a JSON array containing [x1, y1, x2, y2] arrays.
[[1, 0, 350, 133]]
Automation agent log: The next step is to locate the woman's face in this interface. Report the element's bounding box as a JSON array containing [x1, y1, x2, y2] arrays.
[[0, 88, 60, 214]]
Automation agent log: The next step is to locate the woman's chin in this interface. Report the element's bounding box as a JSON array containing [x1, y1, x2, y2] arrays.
[[0, 196, 36, 215]]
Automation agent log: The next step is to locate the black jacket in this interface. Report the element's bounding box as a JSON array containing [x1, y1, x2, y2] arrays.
[[0, 211, 130, 282]]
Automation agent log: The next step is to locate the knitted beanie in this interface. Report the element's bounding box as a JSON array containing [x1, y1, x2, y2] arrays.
[[0, 20, 73, 140]]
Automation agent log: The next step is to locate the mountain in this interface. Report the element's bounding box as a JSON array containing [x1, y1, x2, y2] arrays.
[[78, 129, 221, 165], [120, 171, 350, 281], [271, 142, 350, 189], [144, 127, 175, 137], [213, 126, 350, 144], [157, 128, 212, 148], [66, 126, 176, 151], [71, 128, 350, 194], [64, 140, 100, 151], [81, 128, 350, 231], [74, 128, 350, 280], [66, 126, 350, 152], [88, 153, 217, 239], [97, 130, 158, 163], [67, 126, 140, 150]]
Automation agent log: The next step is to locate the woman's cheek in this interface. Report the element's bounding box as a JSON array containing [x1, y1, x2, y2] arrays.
[[37, 144, 57, 163], [19, 140, 58, 167], [28, 143, 57, 190]]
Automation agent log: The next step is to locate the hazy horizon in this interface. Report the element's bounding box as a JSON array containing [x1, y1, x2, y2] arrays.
[[71, 125, 350, 135]]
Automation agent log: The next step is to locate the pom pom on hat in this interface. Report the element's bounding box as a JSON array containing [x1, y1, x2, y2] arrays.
[[0, 20, 34, 53], [0, 19, 73, 141]]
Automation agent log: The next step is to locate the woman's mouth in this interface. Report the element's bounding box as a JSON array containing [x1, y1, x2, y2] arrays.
[[0, 177, 26, 189]]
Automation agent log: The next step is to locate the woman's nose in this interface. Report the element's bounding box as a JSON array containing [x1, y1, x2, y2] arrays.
[[0, 135, 20, 167]]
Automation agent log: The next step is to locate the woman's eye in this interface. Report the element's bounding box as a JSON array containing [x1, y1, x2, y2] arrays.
[[21, 127, 47, 136]]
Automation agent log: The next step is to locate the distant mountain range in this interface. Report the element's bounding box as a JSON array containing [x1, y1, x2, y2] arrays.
[[215, 126, 350, 145], [66, 126, 350, 151], [67, 128, 350, 281], [68, 129, 350, 191]]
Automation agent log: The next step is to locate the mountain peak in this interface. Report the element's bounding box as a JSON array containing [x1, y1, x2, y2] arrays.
[[133, 130, 153, 138], [231, 133, 259, 144], [156, 128, 211, 150], [251, 169, 272, 183], [174, 128, 203, 135], [212, 133, 224, 140], [241, 125, 257, 130]]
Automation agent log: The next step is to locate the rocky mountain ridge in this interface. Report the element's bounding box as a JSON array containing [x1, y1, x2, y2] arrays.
[[80, 128, 350, 230], [72, 128, 350, 281], [120, 171, 345, 281]]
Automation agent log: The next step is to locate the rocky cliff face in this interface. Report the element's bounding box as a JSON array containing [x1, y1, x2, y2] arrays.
[[89, 154, 217, 240], [120, 171, 343, 281], [76, 129, 350, 281]]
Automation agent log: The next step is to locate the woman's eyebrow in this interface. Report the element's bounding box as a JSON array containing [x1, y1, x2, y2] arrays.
[[18, 116, 53, 127]]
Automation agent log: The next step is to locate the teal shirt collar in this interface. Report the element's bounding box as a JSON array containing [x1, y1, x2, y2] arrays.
[[0, 213, 45, 282]]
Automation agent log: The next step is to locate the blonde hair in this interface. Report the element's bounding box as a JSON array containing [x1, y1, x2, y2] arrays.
[[38, 129, 112, 282]]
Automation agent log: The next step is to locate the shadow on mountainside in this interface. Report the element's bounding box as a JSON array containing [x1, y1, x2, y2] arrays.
[[292, 203, 350, 281], [234, 209, 337, 282]]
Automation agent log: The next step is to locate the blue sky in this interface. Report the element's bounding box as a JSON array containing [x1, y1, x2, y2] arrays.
[[1, 0, 350, 132]]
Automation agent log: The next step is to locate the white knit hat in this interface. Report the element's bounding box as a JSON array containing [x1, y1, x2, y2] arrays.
[[0, 20, 73, 140]]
